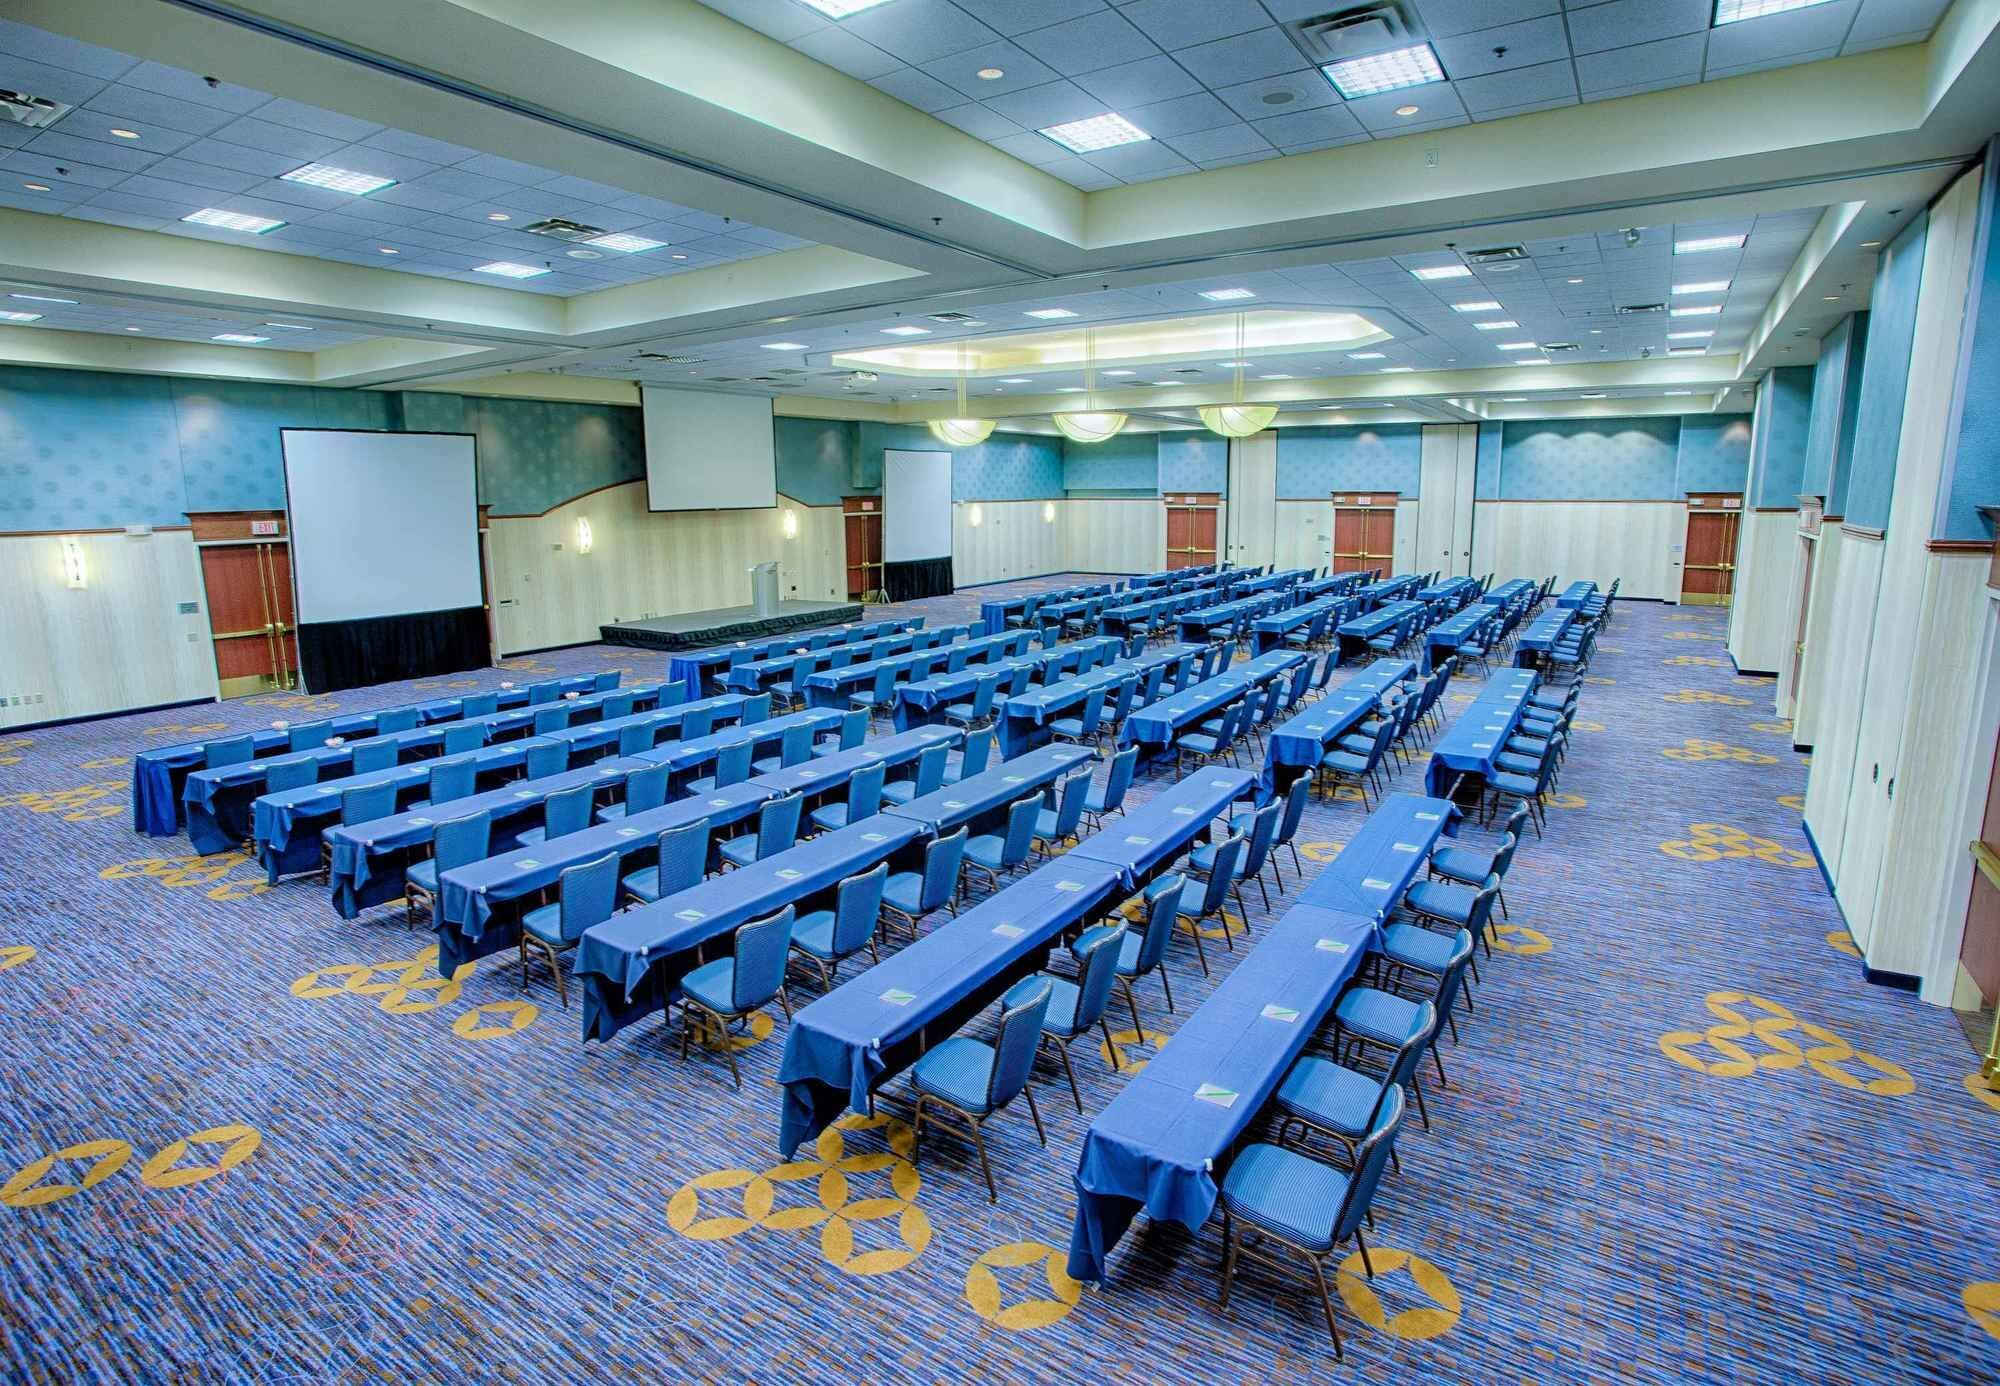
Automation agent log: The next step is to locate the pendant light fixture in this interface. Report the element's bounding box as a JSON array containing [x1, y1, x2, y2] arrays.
[[1199, 312, 1277, 439], [1052, 326, 1126, 443], [929, 341, 995, 446]]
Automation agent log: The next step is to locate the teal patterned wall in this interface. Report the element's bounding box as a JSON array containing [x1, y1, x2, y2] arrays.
[[1746, 366, 1815, 508], [1848, 212, 1929, 531], [1062, 433, 1159, 494], [773, 417, 860, 506], [1801, 314, 1867, 512], [1276, 424, 1424, 498], [1498, 418, 1681, 499], [856, 423, 1064, 501], [465, 396, 643, 515], [1673, 415, 1753, 495], [1157, 433, 1227, 494], [0, 366, 187, 530]]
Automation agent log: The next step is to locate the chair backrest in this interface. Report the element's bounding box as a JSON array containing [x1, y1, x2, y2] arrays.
[[921, 829, 969, 910], [741, 693, 771, 725], [972, 672, 1003, 717], [714, 740, 754, 788], [593, 672, 620, 692], [870, 664, 898, 702], [618, 723, 653, 757], [462, 692, 499, 718], [443, 723, 485, 756], [557, 852, 621, 944], [423, 757, 475, 805], [1108, 676, 1139, 726], [955, 728, 994, 779], [341, 780, 397, 826], [1135, 871, 1184, 973], [290, 720, 332, 751], [529, 682, 561, 706], [524, 740, 568, 779], [1172, 653, 1196, 690], [623, 763, 670, 816], [1428, 929, 1478, 1038], [433, 810, 492, 871], [351, 740, 397, 774], [758, 792, 803, 857], [1076, 688, 1107, 736], [1364, 716, 1398, 770], [1005, 662, 1034, 697], [947, 644, 969, 673], [1282, 662, 1312, 712], [1241, 801, 1282, 876], [911, 744, 949, 798], [681, 705, 718, 741], [376, 707, 419, 734], [777, 722, 815, 767], [837, 709, 868, 749], [1534, 733, 1568, 790], [730, 905, 796, 1011], [1138, 663, 1166, 705], [265, 757, 318, 793], [845, 762, 886, 820], [602, 692, 637, 720], [533, 705, 572, 736], [1068, 922, 1128, 1033], [541, 783, 593, 841], [1099, 745, 1138, 815], [656, 820, 709, 894], [986, 979, 1053, 1110], [1331, 1083, 1407, 1244], [1001, 795, 1042, 868], [1312, 650, 1339, 693], [789, 654, 817, 688], [1500, 802, 1532, 843], [657, 682, 688, 709], [833, 862, 889, 957], [1194, 833, 1245, 915], [1276, 774, 1310, 846], [1051, 770, 1091, 839]]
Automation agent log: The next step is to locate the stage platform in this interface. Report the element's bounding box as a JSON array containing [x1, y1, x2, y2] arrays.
[[599, 599, 864, 652]]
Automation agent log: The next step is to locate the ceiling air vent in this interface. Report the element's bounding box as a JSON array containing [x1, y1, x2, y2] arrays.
[[1464, 245, 1528, 265], [1617, 303, 1666, 316], [928, 311, 980, 324], [523, 217, 608, 244], [705, 376, 744, 383], [1287, 5, 1418, 64], [1173, 367, 1203, 375], [0, 90, 70, 129], [1542, 342, 1581, 353], [633, 351, 705, 364], [766, 367, 807, 376]]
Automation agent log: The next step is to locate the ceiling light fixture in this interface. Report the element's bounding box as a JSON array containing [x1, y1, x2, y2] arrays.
[[977, 67, 1005, 80], [1669, 330, 1715, 340], [1039, 112, 1150, 153], [0, 310, 44, 323], [1380, 366, 1415, 373], [1258, 373, 1293, 380], [1394, 104, 1420, 116], [1411, 264, 1472, 281], [280, 163, 396, 195], [799, 0, 894, 17], [1664, 390, 1694, 396], [1348, 351, 1386, 360], [588, 232, 667, 253], [1673, 280, 1731, 294], [1713, 0, 1839, 24], [108, 127, 139, 139], [1673, 233, 1747, 254], [264, 322, 313, 331], [182, 208, 286, 234], [1025, 307, 1077, 319], [1498, 341, 1537, 350], [1668, 346, 1706, 355], [474, 261, 550, 278], [1000, 377, 1033, 384], [1200, 288, 1255, 301], [1053, 412, 1127, 443], [1322, 43, 1446, 99], [22, 182, 50, 192], [211, 332, 268, 343], [376, 246, 398, 254], [10, 293, 76, 304], [1567, 277, 1584, 284], [1671, 304, 1722, 317], [1102, 368, 1136, 376], [761, 341, 809, 351], [1452, 301, 1501, 312], [488, 212, 511, 221], [1861, 239, 1882, 248], [1473, 320, 1519, 330]]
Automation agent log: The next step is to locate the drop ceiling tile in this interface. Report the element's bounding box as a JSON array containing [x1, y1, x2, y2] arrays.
[[989, 130, 1071, 166], [1169, 28, 1307, 88], [1708, 45, 1842, 81], [413, 167, 529, 201], [58, 110, 200, 158], [247, 97, 384, 143], [1841, 29, 1922, 54], [83, 188, 196, 221], [532, 173, 634, 203], [1453, 59, 1578, 113], [0, 183, 84, 214], [787, 25, 905, 81], [1406, 0, 1561, 38], [870, 66, 968, 111], [1118, 0, 1272, 48], [841, 0, 1002, 65], [1212, 70, 1341, 120], [173, 136, 305, 178], [62, 203, 169, 231], [1071, 53, 1203, 109], [1583, 74, 1700, 101], [453, 152, 550, 186], [116, 61, 269, 113], [920, 41, 1060, 97], [694, 0, 830, 43], [1163, 121, 1273, 162], [22, 128, 159, 174], [1123, 90, 1241, 138], [1249, 105, 1366, 147], [1706, 1, 1859, 68], [209, 114, 353, 164], [0, 17, 136, 80], [949, 0, 1109, 35], [1013, 9, 1161, 75], [1344, 86, 1469, 131], [1434, 16, 1572, 78], [1576, 33, 1707, 91], [1847, 0, 1950, 42], [358, 128, 484, 166], [1275, 131, 1386, 156], [0, 53, 114, 107], [981, 79, 1111, 127], [0, 149, 127, 188], [80, 88, 240, 138], [369, 179, 480, 213], [932, 103, 1024, 139], [1565, 0, 1713, 55]]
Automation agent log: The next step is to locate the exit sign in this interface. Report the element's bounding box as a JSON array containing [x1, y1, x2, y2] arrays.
[[250, 519, 279, 536]]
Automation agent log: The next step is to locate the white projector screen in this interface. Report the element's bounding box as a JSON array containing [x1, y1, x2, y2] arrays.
[[883, 449, 952, 562], [281, 429, 482, 625], [642, 386, 776, 510]]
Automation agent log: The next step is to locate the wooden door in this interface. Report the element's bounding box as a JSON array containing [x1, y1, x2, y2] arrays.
[[191, 511, 297, 697], [1163, 493, 1219, 569], [843, 496, 883, 601], [1331, 494, 1396, 575], [1682, 494, 1742, 605], [1965, 739, 2000, 1076]]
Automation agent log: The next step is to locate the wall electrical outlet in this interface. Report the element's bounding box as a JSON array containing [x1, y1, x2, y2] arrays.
[[1424, 147, 1440, 169]]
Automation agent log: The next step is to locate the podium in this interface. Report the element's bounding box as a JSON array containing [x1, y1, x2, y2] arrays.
[[749, 561, 780, 618]]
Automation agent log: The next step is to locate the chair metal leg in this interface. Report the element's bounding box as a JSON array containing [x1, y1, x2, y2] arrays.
[[1310, 1255, 1345, 1359], [1218, 1206, 1239, 1308], [1051, 1037, 1083, 1113], [969, 1115, 996, 1202], [1022, 1083, 1047, 1145]]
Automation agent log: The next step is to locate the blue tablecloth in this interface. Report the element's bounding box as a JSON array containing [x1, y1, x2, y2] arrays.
[[1359, 575, 1421, 609], [1425, 606, 1493, 659], [1258, 657, 1412, 796], [325, 757, 648, 920], [183, 725, 456, 857], [1515, 607, 1577, 666], [979, 583, 1116, 636], [1124, 564, 1213, 590], [433, 779, 770, 974], [1481, 578, 1535, 607], [1337, 599, 1424, 661], [666, 619, 916, 700], [993, 643, 1197, 756], [776, 855, 1124, 1156], [254, 739, 533, 885], [744, 725, 961, 806], [1425, 667, 1537, 798], [1120, 652, 1305, 767], [636, 709, 844, 780], [1297, 572, 1365, 600], [1299, 791, 1458, 920], [1067, 898, 1376, 1281], [803, 631, 1029, 710], [1557, 580, 1597, 609], [723, 628, 948, 694], [1417, 576, 1476, 608], [1071, 767, 1254, 888], [543, 693, 747, 761], [1235, 567, 1310, 597], [881, 744, 1096, 835], [1251, 596, 1349, 655], [576, 817, 925, 1043], [128, 672, 607, 836], [1175, 594, 1283, 644]]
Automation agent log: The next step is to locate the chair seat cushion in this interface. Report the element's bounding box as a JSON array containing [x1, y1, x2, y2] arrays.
[[941, 702, 978, 722], [1275, 1056, 1382, 1138], [1336, 985, 1425, 1048], [1179, 734, 1222, 756], [911, 1035, 995, 1112], [752, 756, 784, 776], [679, 958, 737, 1015], [1034, 808, 1067, 841], [963, 834, 1007, 871], [520, 901, 563, 946], [594, 803, 630, 823], [809, 806, 851, 833], [1318, 750, 1367, 773], [881, 870, 923, 915], [881, 781, 919, 806], [717, 837, 759, 868], [1220, 1142, 1347, 1252], [1382, 921, 1461, 973], [514, 826, 549, 847], [621, 867, 662, 902], [1495, 751, 1539, 776], [1404, 879, 1476, 923], [790, 908, 838, 960], [1336, 734, 1374, 755], [1040, 977, 1082, 1037], [405, 860, 439, 893], [1189, 840, 1220, 875], [1491, 770, 1539, 796], [1429, 845, 1492, 883]]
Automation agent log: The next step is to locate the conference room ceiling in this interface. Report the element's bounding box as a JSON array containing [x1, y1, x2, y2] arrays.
[[0, 0, 1992, 423], [692, 0, 1954, 187]]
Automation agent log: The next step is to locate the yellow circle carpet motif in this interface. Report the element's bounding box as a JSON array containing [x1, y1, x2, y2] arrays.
[[965, 1241, 1083, 1330], [1336, 1247, 1463, 1341]]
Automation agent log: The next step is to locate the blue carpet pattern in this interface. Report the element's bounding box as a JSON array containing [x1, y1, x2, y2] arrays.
[[2, 580, 1998, 1382]]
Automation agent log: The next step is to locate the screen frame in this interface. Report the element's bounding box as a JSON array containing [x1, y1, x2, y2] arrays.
[[640, 387, 778, 513]]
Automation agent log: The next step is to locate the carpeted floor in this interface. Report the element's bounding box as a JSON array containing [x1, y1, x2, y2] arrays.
[[2, 577, 1997, 1383]]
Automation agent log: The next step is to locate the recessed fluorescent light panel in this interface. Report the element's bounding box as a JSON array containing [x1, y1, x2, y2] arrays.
[[1199, 288, 1255, 302], [183, 208, 285, 234], [211, 333, 268, 343], [1039, 113, 1150, 153], [1498, 341, 1537, 351], [1673, 233, 1747, 254], [1411, 264, 1472, 281], [1322, 43, 1446, 99], [882, 325, 930, 336], [474, 262, 550, 279], [0, 310, 44, 322], [1665, 390, 1695, 396], [1712, 0, 1838, 24], [1673, 281, 1731, 295], [761, 342, 809, 351], [588, 232, 666, 253], [1348, 352, 1386, 360], [1669, 330, 1715, 340], [1473, 321, 1519, 331], [1025, 308, 1077, 319], [10, 293, 76, 304], [264, 322, 314, 331], [280, 163, 396, 195], [800, 0, 892, 15], [1671, 305, 1723, 317], [1380, 366, 1415, 373], [1453, 301, 1502, 312], [1668, 346, 1706, 355]]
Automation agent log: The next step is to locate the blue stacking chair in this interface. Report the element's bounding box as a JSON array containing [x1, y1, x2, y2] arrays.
[[1488, 732, 1564, 838], [529, 682, 561, 706], [1337, 941, 1469, 1093], [601, 692, 638, 721], [942, 672, 1002, 731], [1193, 799, 1281, 916], [593, 672, 619, 692], [516, 851, 619, 1009], [687, 740, 753, 795], [376, 707, 419, 734], [1175, 701, 1248, 776], [414, 757, 477, 810], [596, 763, 669, 823], [960, 796, 1041, 900], [815, 709, 868, 758], [1032, 770, 1092, 858], [770, 654, 815, 713], [882, 744, 948, 807], [740, 693, 772, 725], [1380, 912, 1481, 1041], [617, 723, 655, 757], [718, 792, 803, 871], [1077, 871, 1182, 1029], [808, 762, 884, 834], [788, 863, 888, 990], [516, 783, 593, 847], [404, 810, 490, 927], [855, 664, 900, 725], [204, 735, 256, 769], [1232, 774, 1310, 887], [532, 704, 572, 736], [1217, 1086, 1406, 1358], [676, 905, 795, 1089], [621, 820, 709, 905], [881, 828, 966, 940], [321, 780, 399, 881], [1134, 663, 1166, 709], [1049, 688, 1107, 747], [946, 728, 993, 783], [265, 757, 317, 794], [350, 739, 397, 775], [462, 693, 499, 718], [1429, 804, 1528, 920], [1317, 718, 1394, 807], [1171, 833, 1244, 977], [909, 979, 1052, 1202], [1081, 745, 1138, 832], [680, 704, 719, 741], [1030, 921, 1128, 1111], [442, 723, 485, 756], [523, 740, 567, 779], [289, 720, 332, 751]]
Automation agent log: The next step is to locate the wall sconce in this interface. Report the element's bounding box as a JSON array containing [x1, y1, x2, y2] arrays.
[[574, 517, 593, 555], [781, 508, 799, 539], [1041, 501, 1056, 524], [61, 536, 86, 589], [967, 504, 984, 528]]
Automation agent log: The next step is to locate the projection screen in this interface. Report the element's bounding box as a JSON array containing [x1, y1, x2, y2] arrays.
[[882, 448, 954, 600], [642, 386, 777, 511]]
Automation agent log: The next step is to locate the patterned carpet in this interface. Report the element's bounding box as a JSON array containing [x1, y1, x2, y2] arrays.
[[2, 577, 1997, 1383]]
